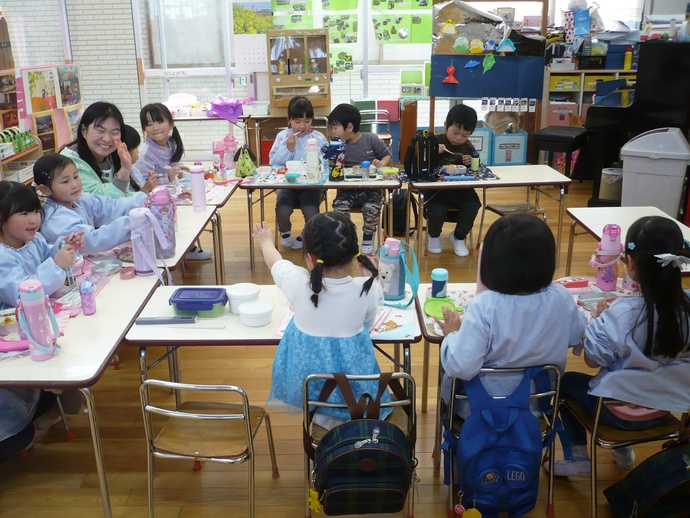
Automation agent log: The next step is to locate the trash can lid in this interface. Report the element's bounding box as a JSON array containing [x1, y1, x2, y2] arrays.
[[621, 127, 690, 161]]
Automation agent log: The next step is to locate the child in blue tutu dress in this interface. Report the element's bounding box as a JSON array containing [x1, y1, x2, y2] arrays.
[[252, 211, 391, 428]]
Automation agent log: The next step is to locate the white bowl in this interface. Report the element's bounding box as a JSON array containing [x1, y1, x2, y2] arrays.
[[238, 300, 273, 327], [227, 283, 260, 314]]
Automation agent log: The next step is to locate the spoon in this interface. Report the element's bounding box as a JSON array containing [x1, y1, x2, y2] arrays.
[[442, 148, 464, 156]]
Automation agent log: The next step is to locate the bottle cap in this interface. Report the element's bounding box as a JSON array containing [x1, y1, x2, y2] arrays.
[[361, 161, 371, 169], [431, 268, 449, 281], [384, 238, 400, 256], [80, 277, 94, 293]]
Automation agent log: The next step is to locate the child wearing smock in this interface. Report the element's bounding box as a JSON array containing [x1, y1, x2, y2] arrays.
[[60, 102, 136, 199], [269, 96, 328, 250], [252, 211, 391, 429], [34, 154, 147, 253], [554, 216, 690, 477], [437, 214, 586, 419], [0, 182, 82, 310], [131, 103, 184, 188]]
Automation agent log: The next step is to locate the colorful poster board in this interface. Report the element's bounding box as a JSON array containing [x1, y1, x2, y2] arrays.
[[22, 67, 60, 114], [57, 65, 81, 108]]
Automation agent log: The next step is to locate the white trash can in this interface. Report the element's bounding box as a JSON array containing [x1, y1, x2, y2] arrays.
[[620, 127, 690, 216], [599, 168, 623, 201]]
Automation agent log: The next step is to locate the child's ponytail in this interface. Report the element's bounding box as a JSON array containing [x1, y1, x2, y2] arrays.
[[170, 126, 185, 163], [308, 228, 326, 308], [357, 252, 379, 296]]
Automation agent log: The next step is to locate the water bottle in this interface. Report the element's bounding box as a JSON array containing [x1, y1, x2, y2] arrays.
[[431, 268, 448, 298], [190, 164, 206, 213], [361, 160, 371, 180], [16, 279, 60, 361], [130, 207, 169, 276], [212, 140, 225, 173], [380, 238, 405, 301], [224, 134, 237, 172], [305, 137, 321, 184], [144, 186, 177, 258], [79, 276, 97, 315], [590, 224, 623, 291], [470, 150, 480, 172]]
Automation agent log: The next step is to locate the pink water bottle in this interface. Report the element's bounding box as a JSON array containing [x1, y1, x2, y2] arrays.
[[79, 276, 97, 315], [212, 140, 225, 172], [380, 238, 405, 301], [223, 134, 237, 172], [590, 224, 623, 291], [16, 279, 60, 361], [144, 186, 177, 258]]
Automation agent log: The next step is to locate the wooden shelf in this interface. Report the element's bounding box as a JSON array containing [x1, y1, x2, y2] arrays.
[[1, 143, 40, 164]]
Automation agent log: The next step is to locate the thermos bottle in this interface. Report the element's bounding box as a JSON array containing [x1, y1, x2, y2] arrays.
[[431, 268, 448, 298], [144, 186, 176, 258], [380, 238, 405, 301], [305, 137, 321, 184], [590, 224, 623, 291], [17, 279, 60, 361], [470, 150, 480, 172], [190, 164, 207, 213], [79, 276, 97, 316]]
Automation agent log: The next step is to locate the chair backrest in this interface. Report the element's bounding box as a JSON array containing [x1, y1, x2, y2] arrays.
[[359, 109, 391, 135], [139, 378, 253, 455], [312, 115, 329, 140], [594, 79, 627, 102]]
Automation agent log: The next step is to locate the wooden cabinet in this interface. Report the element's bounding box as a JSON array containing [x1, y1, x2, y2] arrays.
[[541, 68, 636, 128]]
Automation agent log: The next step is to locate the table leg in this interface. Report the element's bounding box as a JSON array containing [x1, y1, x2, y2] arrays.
[[209, 215, 221, 285], [433, 357, 443, 477], [556, 186, 565, 268], [421, 339, 430, 413], [214, 210, 226, 284], [79, 387, 112, 518], [247, 190, 255, 271], [566, 219, 578, 276], [416, 191, 425, 262]]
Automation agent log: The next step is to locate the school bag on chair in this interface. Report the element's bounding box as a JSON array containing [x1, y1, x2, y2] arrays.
[[390, 188, 418, 237], [454, 367, 545, 518], [403, 129, 439, 182], [304, 372, 417, 516]]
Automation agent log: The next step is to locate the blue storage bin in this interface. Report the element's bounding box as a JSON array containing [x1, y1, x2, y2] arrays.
[[605, 44, 627, 70], [469, 121, 493, 166], [491, 129, 528, 166]]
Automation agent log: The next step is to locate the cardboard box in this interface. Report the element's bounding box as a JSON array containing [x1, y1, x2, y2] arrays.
[[546, 102, 579, 127], [491, 130, 528, 166]]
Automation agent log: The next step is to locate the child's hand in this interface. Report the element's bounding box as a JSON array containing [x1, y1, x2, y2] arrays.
[[252, 221, 274, 246], [114, 137, 132, 177], [167, 165, 183, 182], [372, 159, 382, 168], [593, 297, 613, 318], [65, 231, 85, 251], [461, 154, 471, 167], [438, 144, 447, 154], [55, 244, 76, 270], [286, 132, 297, 152], [142, 173, 160, 194], [435, 305, 462, 336]]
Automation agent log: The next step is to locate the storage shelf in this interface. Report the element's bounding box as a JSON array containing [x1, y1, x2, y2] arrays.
[[1, 144, 39, 164]]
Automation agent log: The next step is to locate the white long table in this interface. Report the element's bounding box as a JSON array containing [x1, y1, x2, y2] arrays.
[[409, 165, 571, 265], [565, 206, 690, 276], [0, 274, 160, 518]]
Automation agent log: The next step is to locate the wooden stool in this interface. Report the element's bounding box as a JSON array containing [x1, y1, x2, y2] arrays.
[[532, 126, 589, 179]]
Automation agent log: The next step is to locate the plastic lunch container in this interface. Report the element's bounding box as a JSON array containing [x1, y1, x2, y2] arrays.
[[226, 283, 260, 314], [168, 287, 228, 317], [238, 300, 274, 327]]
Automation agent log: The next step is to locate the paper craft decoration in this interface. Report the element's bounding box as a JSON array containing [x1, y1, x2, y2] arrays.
[[441, 19, 456, 34], [469, 39, 484, 53], [442, 64, 458, 83], [482, 52, 495, 73], [496, 39, 516, 52], [464, 60, 480, 68], [453, 36, 469, 52]]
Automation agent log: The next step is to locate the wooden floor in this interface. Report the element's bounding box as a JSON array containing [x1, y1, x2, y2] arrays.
[[0, 178, 671, 517]]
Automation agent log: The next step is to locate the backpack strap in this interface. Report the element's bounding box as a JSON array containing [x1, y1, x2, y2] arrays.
[[304, 377, 339, 460], [382, 241, 419, 309]]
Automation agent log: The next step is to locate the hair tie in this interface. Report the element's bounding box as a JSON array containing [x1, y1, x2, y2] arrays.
[[355, 252, 361, 258], [316, 259, 324, 264], [627, 242, 636, 251], [654, 253, 690, 269]]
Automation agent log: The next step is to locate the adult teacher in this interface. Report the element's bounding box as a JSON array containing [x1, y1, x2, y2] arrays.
[[61, 101, 135, 198]]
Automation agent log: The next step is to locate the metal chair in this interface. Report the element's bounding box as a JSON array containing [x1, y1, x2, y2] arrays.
[[559, 395, 688, 518], [303, 372, 417, 518], [445, 366, 562, 518], [360, 109, 393, 154], [476, 187, 547, 246], [139, 379, 279, 518]]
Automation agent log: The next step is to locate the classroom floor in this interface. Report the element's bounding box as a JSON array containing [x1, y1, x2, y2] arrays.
[[0, 178, 673, 517]]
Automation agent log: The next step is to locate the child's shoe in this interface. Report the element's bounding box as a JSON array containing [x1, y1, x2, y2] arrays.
[[280, 232, 293, 248], [428, 236, 442, 254], [449, 232, 469, 257], [291, 235, 303, 250], [361, 234, 375, 254], [548, 457, 592, 478], [612, 447, 636, 471], [186, 246, 213, 260]]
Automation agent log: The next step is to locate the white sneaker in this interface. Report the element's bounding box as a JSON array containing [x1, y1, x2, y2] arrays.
[[549, 457, 592, 478], [280, 233, 293, 248], [428, 236, 442, 254], [449, 232, 469, 257], [612, 447, 636, 471], [186, 246, 213, 261], [291, 235, 303, 250], [361, 235, 375, 254]]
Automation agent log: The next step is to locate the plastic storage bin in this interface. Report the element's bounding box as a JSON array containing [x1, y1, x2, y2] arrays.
[[621, 127, 690, 217], [169, 287, 228, 317], [469, 121, 493, 166], [490, 129, 528, 166]]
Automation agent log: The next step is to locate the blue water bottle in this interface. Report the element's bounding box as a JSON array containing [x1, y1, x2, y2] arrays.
[[431, 268, 448, 298]]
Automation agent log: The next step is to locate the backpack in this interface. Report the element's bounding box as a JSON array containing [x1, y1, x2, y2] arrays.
[[391, 188, 418, 237], [403, 129, 439, 182], [603, 429, 690, 518], [456, 367, 544, 518], [305, 373, 416, 516]]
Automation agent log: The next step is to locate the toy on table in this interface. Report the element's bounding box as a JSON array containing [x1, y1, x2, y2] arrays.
[[322, 137, 346, 182]]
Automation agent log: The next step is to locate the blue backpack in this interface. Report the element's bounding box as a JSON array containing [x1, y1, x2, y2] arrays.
[[456, 367, 544, 518]]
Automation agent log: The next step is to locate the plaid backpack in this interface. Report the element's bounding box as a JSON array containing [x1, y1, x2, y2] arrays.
[[305, 373, 416, 515]]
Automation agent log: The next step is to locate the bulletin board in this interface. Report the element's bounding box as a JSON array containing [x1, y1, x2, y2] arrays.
[[429, 55, 544, 99]]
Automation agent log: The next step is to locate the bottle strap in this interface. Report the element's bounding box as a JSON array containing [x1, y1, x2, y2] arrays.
[[17, 299, 60, 356]]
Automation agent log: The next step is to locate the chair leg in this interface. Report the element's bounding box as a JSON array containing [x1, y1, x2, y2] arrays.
[[546, 440, 556, 518], [55, 394, 74, 440], [263, 413, 280, 478], [476, 189, 488, 248], [305, 453, 313, 518], [147, 451, 155, 518], [590, 439, 598, 518], [248, 456, 255, 518]]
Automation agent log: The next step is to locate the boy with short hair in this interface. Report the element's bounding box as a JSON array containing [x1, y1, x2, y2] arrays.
[[426, 104, 481, 257], [328, 103, 392, 254]]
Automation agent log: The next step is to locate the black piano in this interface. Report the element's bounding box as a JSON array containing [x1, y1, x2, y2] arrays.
[[573, 41, 690, 205]]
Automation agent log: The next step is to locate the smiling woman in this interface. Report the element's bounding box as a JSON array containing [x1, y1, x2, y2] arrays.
[[59, 101, 136, 199]]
